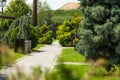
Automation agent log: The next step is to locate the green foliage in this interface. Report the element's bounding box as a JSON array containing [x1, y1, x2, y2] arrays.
[[37, 1, 53, 26], [76, 0, 120, 64], [8, 65, 90, 80], [50, 65, 83, 80], [52, 9, 82, 25], [4, 0, 31, 17], [3, 16, 30, 46], [3, 16, 39, 48], [38, 24, 53, 44], [0, 20, 12, 31], [57, 15, 81, 47], [29, 25, 39, 48], [2, 48, 25, 66], [0, 45, 14, 66], [0, 0, 31, 39]]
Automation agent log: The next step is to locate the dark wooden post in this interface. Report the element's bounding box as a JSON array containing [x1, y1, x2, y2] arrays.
[[14, 39, 25, 53], [33, 0, 37, 26]]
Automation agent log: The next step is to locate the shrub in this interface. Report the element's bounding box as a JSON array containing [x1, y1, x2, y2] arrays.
[[76, 0, 120, 66], [38, 24, 53, 44], [57, 15, 81, 47], [7, 25, 39, 48], [58, 32, 72, 47], [10, 27, 19, 47], [29, 25, 39, 48], [3, 16, 39, 48]]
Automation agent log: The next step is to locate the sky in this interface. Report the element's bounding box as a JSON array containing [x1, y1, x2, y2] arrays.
[[6, 0, 79, 10]]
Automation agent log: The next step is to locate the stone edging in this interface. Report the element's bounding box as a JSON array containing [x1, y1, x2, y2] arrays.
[[55, 62, 90, 66]]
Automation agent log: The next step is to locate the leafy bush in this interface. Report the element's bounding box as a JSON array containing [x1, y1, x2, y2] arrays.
[[29, 25, 39, 48], [57, 15, 81, 47], [76, 0, 120, 65], [38, 24, 53, 44], [3, 16, 39, 48]]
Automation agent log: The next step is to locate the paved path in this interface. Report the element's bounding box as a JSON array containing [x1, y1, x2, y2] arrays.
[[0, 41, 62, 75]]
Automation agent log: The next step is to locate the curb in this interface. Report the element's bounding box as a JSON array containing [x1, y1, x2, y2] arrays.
[[50, 45, 62, 71]]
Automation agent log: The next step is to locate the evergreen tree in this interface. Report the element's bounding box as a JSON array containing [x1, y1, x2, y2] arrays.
[[76, 0, 120, 64]]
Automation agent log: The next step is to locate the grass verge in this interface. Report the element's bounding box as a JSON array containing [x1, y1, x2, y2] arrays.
[[57, 48, 85, 62], [2, 48, 25, 66], [55, 47, 120, 80], [32, 44, 45, 51], [53, 64, 90, 79]]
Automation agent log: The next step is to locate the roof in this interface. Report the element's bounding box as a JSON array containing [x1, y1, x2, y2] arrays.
[[59, 2, 80, 10]]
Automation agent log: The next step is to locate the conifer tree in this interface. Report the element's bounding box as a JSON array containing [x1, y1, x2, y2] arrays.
[[76, 0, 120, 64]]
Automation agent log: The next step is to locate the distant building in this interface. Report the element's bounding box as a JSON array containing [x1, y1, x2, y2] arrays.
[[59, 2, 80, 10]]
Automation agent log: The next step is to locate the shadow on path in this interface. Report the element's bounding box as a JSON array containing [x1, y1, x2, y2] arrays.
[[32, 50, 46, 53]]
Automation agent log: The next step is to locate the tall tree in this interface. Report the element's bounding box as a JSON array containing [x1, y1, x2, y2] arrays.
[[4, 0, 31, 17], [37, 1, 53, 26], [76, 0, 120, 65], [0, 0, 31, 31]]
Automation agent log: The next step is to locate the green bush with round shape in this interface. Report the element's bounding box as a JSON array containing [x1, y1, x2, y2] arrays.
[[29, 25, 39, 48], [38, 24, 53, 44], [57, 15, 81, 47]]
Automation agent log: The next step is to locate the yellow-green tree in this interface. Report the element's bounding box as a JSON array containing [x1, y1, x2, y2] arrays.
[[57, 14, 81, 46], [38, 24, 53, 44]]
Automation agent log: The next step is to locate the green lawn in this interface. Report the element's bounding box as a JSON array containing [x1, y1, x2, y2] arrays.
[[2, 49, 25, 66], [52, 64, 120, 80], [10, 49, 25, 60], [14, 52, 25, 60], [54, 48, 120, 80], [52, 64, 90, 80], [57, 48, 85, 62], [32, 44, 45, 51]]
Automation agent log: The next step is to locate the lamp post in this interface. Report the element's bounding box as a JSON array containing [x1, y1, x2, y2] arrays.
[[0, 0, 6, 68]]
